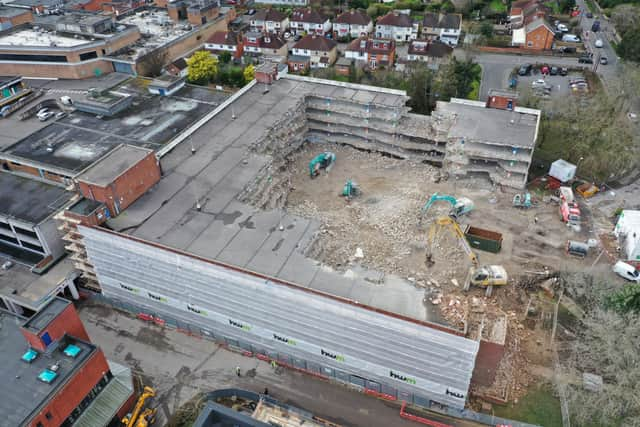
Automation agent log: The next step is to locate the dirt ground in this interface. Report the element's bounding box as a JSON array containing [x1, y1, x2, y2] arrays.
[[251, 142, 602, 403], [281, 143, 587, 283]]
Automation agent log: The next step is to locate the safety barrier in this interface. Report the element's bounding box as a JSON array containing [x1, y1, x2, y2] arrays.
[[400, 401, 452, 427]]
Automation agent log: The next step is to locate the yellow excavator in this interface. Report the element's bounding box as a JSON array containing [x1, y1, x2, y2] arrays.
[[425, 217, 507, 296], [122, 386, 156, 427]]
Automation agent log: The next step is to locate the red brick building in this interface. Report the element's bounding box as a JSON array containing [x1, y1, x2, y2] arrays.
[[1, 297, 135, 427], [345, 36, 396, 69], [76, 144, 161, 217]]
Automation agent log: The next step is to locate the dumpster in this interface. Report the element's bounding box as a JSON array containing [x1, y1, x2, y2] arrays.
[[464, 225, 503, 253]]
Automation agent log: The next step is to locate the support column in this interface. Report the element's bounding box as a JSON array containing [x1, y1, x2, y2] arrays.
[[66, 278, 80, 300]]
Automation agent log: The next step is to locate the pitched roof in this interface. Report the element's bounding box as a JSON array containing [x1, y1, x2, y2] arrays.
[[423, 12, 461, 29], [293, 34, 337, 51], [408, 39, 453, 57], [206, 30, 239, 45], [334, 9, 371, 25], [376, 12, 413, 27], [253, 8, 287, 22], [290, 7, 327, 24], [346, 37, 395, 55], [525, 17, 554, 34], [259, 34, 286, 49]]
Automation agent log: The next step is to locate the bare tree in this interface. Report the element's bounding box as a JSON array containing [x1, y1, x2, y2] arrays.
[[565, 308, 640, 427], [139, 48, 169, 78]]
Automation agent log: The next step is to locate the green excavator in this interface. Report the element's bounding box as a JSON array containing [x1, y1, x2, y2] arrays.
[[342, 179, 360, 199], [421, 192, 474, 219], [309, 151, 336, 178]]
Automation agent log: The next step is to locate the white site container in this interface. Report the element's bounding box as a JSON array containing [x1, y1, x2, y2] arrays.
[[549, 159, 577, 182]]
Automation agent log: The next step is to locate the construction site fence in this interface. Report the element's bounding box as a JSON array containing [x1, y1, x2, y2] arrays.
[[87, 293, 540, 427]]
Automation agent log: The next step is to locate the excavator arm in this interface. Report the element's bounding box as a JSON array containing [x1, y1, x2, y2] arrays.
[[122, 386, 156, 427], [426, 217, 478, 267], [421, 192, 459, 215]]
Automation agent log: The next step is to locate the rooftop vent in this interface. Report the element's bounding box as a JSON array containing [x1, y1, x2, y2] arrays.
[[21, 349, 38, 363], [38, 368, 58, 384], [63, 344, 82, 358]]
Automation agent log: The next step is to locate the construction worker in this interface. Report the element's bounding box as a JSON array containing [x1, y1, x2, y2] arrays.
[[235, 366, 241, 377], [270, 360, 277, 370], [263, 387, 269, 396]]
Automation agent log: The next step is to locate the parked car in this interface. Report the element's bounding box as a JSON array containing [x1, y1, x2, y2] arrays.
[[594, 39, 604, 48], [562, 34, 581, 43], [578, 55, 594, 64], [550, 66, 559, 75], [518, 63, 532, 76], [245, 9, 256, 15], [36, 108, 49, 118], [557, 23, 569, 32], [55, 111, 66, 119], [558, 46, 577, 54], [600, 56, 608, 65], [559, 67, 568, 76], [38, 111, 54, 121], [613, 261, 640, 282], [586, 11, 593, 18], [531, 79, 551, 89], [591, 20, 600, 32]]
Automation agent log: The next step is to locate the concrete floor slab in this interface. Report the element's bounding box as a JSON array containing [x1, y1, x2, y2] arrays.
[[156, 211, 216, 250], [309, 268, 355, 297], [276, 253, 320, 287], [245, 216, 312, 276], [187, 221, 242, 260]]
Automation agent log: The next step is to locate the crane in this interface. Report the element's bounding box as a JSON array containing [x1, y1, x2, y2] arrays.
[[421, 192, 474, 219], [425, 216, 478, 267], [122, 386, 156, 427]]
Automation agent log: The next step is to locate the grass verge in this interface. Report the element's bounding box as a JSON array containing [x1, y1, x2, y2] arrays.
[[493, 383, 563, 427]]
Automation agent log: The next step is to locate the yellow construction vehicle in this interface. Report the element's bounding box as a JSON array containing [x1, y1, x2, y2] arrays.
[[425, 217, 507, 296], [122, 386, 156, 427], [463, 265, 508, 296], [425, 216, 478, 267]]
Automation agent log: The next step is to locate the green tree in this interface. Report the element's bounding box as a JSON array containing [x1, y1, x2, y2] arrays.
[[406, 63, 436, 115], [243, 64, 255, 83], [607, 283, 640, 313], [218, 51, 232, 64], [480, 21, 494, 38], [618, 28, 640, 62], [186, 51, 218, 85], [229, 67, 245, 87], [349, 0, 370, 10]]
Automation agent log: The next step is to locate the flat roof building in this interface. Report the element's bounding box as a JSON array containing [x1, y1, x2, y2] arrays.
[[0, 171, 74, 267], [66, 76, 540, 413], [0, 297, 134, 427]]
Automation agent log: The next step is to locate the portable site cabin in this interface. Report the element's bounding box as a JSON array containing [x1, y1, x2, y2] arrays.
[[614, 210, 640, 262]]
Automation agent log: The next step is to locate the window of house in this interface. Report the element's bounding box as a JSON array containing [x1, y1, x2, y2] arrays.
[[527, 41, 533, 47], [45, 413, 53, 420]]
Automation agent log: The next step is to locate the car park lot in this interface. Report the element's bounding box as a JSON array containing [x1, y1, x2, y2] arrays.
[[515, 69, 590, 99]]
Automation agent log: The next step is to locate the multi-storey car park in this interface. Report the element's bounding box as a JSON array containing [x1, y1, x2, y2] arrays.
[[56, 75, 541, 416]]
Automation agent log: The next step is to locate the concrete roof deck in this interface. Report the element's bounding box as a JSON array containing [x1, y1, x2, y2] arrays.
[[76, 144, 152, 187], [0, 257, 76, 310], [0, 172, 73, 224], [22, 295, 69, 332], [1, 79, 229, 175], [436, 99, 539, 149], [0, 306, 95, 427], [106, 78, 447, 326]]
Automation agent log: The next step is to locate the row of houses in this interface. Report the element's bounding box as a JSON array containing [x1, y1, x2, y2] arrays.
[[249, 8, 462, 46], [188, 28, 453, 74]]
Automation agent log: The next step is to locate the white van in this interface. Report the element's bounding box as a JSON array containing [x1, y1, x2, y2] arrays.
[[562, 34, 580, 43], [613, 261, 640, 282]]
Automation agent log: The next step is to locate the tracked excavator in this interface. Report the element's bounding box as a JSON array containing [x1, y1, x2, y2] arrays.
[[421, 192, 474, 219], [309, 151, 336, 178]]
